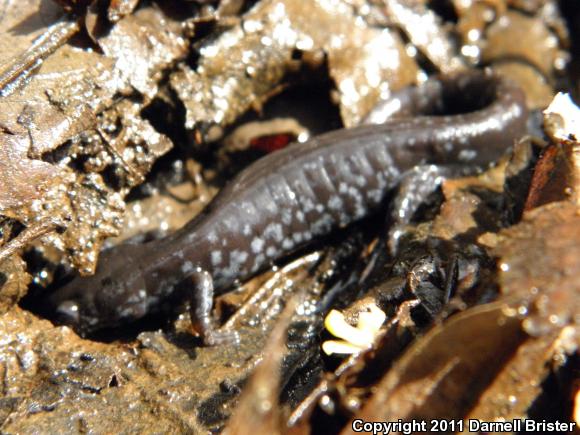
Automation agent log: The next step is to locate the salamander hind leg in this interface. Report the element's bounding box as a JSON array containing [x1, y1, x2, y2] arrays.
[[189, 269, 240, 346]]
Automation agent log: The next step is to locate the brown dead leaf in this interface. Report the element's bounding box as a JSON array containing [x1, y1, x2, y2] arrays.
[[342, 303, 526, 430], [384, 0, 465, 74], [0, 255, 31, 314], [465, 326, 576, 422], [171, 0, 420, 139], [95, 7, 187, 100], [484, 10, 564, 77], [492, 201, 580, 337], [0, 133, 62, 213], [524, 142, 580, 210], [0, 2, 186, 272]]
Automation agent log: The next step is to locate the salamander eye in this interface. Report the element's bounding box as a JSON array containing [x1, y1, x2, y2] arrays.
[[101, 277, 113, 287], [55, 300, 80, 325]]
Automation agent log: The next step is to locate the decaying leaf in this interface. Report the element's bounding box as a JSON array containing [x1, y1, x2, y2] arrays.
[[483, 10, 566, 77], [0, 133, 63, 213], [0, 256, 31, 315], [492, 201, 580, 337], [0, 1, 186, 272], [345, 303, 526, 425], [383, 0, 465, 74], [171, 0, 420, 140], [222, 299, 299, 435]]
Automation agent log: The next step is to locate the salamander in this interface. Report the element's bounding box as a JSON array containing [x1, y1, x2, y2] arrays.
[[47, 71, 528, 344]]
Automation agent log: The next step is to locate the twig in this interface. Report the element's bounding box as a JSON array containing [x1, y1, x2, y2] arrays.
[[0, 219, 59, 265], [0, 17, 80, 96]]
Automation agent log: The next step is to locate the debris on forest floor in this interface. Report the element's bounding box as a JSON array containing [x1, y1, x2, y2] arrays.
[[0, 0, 578, 433]]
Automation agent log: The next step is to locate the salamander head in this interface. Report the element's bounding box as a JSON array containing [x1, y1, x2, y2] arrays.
[[47, 244, 148, 335]]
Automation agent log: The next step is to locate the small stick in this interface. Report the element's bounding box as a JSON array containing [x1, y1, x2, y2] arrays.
[[0, 18, 80, 96], [0, 219, 59, 265]]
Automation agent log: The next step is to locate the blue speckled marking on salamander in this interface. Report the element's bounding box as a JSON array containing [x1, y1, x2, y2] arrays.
[[47, 71, 528, 344]]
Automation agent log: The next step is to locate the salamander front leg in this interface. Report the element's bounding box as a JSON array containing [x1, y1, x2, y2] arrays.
[[388, 165, 471, 254], [189, 269, 240, 346]]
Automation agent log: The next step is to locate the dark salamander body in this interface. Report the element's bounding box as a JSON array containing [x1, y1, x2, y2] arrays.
[[48, 71, 528, 344]]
